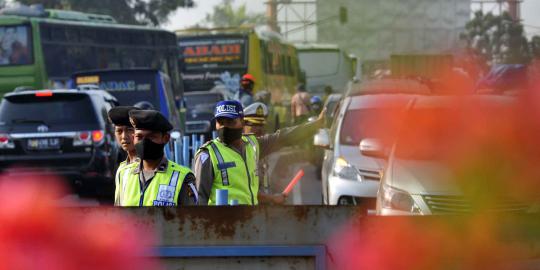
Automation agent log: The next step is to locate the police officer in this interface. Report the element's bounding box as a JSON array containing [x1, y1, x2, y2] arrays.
[[107, 106, 139, 205], [243, 102, 285, 205], [117, 110, 198, 206], [194, 100, 325, 205]]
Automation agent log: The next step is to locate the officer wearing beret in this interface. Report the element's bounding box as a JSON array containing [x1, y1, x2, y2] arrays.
[[117, 110, 198, 206], [194, 100, 325, 205], [107, 106, 139, 205]]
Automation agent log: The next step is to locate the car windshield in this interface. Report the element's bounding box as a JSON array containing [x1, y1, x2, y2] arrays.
[[0, 94, 98, 125], [184, 93, 222, 113], [339, 108, 401, 146], [0, 25, 33, 66], [394, 108, 460, 160]]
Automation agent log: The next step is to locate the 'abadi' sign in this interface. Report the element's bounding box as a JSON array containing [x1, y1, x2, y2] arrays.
[[179, 35, 247, 70]]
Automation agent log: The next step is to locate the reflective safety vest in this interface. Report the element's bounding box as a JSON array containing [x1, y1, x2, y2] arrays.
[[114, 160, 131, 206], [119, 160, 192, 206], [203, 135, 260, 205]]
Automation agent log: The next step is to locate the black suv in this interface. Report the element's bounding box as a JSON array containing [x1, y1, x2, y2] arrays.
[[0, 89, 119, 187]]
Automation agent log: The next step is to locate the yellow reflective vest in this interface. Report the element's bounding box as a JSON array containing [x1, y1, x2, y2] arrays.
[[118, 160, 192, 206], [202, 135, 260, 205]]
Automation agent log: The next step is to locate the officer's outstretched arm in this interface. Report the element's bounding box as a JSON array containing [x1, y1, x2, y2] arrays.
[[258, 109, 326, 158]]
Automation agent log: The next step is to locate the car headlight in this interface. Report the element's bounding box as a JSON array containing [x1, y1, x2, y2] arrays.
[[381, 185, 422, 214], [333, 157, 361, 181]]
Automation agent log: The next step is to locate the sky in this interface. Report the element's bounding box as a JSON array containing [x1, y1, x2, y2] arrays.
[[164, 0, 540, 37], [163, 0, 265, 31]]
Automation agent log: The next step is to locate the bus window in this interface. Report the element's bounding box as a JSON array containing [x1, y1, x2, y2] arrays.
[[65, 27, 78, 43], [298, 50, 341, 77], [0, 24, 33, 66], [51, 26, 67, 41]]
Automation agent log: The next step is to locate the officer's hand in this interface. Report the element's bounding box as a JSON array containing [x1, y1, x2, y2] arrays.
[[272, 193, 288, 205]]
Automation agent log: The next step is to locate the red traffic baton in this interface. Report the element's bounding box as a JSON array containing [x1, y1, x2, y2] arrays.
[[282, 169, 305, 195]]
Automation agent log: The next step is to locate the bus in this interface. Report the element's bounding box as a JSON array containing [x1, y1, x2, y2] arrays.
[[0, 4, 182, 100], [71, 68, 183, 131], [176, 26, 302, 128], [295, 43, 359, 95]]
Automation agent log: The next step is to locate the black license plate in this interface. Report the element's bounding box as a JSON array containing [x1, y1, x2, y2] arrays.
[[27, 138, 61, 150]]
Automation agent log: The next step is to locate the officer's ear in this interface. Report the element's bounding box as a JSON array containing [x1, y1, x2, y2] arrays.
[[239, 117, 246, 127], [162, 132, 171, 143]]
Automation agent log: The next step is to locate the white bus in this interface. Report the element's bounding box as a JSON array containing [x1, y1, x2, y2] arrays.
[[295, 43, 359, 95]]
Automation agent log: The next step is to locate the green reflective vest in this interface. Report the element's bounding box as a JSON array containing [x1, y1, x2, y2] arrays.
[[118, 160, 192, 206], [114, 160, 130, 206], [203, 135, 260, 205]]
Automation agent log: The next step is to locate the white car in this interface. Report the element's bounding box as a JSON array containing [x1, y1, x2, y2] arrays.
[[315, 93, 419, 206]]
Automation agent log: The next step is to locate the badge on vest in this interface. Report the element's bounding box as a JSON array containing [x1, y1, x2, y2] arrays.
[[154, 185, 176, 206], [153, 200, 176, 206]]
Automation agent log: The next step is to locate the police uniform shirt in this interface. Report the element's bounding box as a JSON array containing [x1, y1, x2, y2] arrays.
[[134, 157, 198, 206], [193, 118, 323, 205]]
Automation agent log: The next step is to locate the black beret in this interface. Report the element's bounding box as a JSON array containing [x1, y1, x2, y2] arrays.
[[129, 110, 173, 132], [108, 106, 139, 126]]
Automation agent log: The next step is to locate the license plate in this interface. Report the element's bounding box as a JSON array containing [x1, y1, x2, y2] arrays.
[[27, 138, 61, 150]]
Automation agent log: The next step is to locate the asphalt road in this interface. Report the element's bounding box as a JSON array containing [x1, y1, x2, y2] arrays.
[[266, 147, 323, 205]]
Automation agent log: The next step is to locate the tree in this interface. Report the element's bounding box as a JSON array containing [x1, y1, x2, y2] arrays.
[[203, 0, 265, 28], [16, 0, 194, 25], [531, 35, 540, 59], [461, 11, 531, 65]]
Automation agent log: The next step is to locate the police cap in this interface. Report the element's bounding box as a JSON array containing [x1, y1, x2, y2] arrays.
[[129, 110, 173, 132], [243, 102, 268, 126], [108, 106, 139, 126]]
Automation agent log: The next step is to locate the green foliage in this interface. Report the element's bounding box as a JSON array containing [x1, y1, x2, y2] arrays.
[[461, 11, 531, 65], [531, 36, 540, 59], [16, 0, 194, 25], [203, 0, 265, 28]]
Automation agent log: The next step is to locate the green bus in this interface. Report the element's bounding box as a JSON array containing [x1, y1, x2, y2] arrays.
[[0, 5, 182, 98], [176, 26, 303, 128]]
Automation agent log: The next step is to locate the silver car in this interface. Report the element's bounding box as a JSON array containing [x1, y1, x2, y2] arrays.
[[375, 95, 536, 215], [315, 93, 418, 206]]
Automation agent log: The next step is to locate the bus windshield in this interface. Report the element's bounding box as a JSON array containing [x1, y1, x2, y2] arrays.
[[0, 25, 33, 66], [178, 35, 248, 93], [298, 50, 340, 77]]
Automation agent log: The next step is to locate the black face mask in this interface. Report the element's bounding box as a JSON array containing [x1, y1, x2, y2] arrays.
[[135, 138, 165, 161], [217, 127, 243, 145]]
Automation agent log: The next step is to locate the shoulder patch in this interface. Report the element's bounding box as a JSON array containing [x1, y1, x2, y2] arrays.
[[199, 140, 214, 150], [198, 152, 209, 164]]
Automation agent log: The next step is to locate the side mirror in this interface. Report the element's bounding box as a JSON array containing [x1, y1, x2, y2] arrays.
[[314, 129, 331, 149], [359, 138, 386, 158]]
